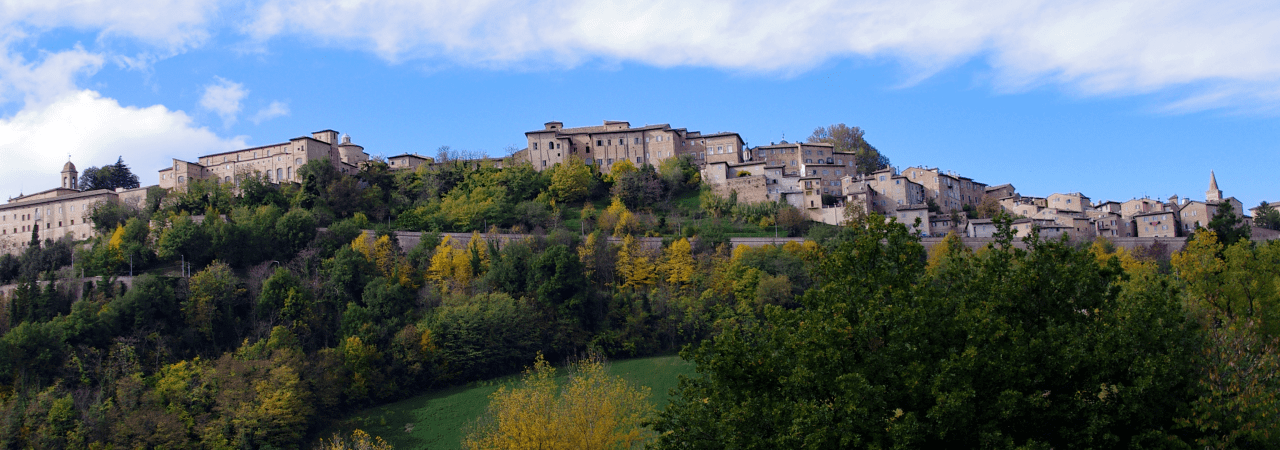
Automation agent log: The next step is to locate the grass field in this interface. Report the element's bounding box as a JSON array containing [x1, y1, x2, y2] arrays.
[[322, 355, 698, 450]]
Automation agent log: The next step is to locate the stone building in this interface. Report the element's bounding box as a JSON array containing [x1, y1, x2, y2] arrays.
[[900, 166, 988, 211], [2, 161, 153, 255], [985, 183, 1015, 200], [158, 130, 370, 190], [388, 153, 432, 171], [523, 120, 744, 173], [1135, 211, 1177, 237], [1047, 192, 1090, 213]]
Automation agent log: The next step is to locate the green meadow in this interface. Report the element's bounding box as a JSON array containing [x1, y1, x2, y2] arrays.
[[324, 355, 698, 450]]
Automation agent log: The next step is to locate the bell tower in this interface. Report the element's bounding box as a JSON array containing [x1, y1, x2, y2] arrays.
[[61, 159, 78, 190], [1206, 171, 1222, 203]]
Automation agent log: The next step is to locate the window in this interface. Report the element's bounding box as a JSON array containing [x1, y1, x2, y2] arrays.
[[836, 170, 842, 176], [296, 158, 302, 165], [618, 138, 624, 145], [823, 170, 829, 175], [533, 143, 538, 150], [276, 168, 282, 180], [597, 140, 603, 146], [634, 138, 640, 144], [179, 176, 186, 182], [805, 159, 812, 163], [636, 157, 641, 163], [895, 179, 901, 185], [879, 176, 886, 181]]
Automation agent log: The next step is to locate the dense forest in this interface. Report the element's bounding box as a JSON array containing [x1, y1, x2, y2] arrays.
[[0, 156, 1277, 449]]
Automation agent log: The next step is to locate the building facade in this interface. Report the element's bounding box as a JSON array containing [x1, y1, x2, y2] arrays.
[[524, 120, 744, 173], [2, 161, 152, 255], [159, 130, 370, 190]]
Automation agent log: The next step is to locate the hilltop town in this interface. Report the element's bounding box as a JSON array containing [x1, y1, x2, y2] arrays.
[[1, 120, 1278, 449], [2, 120, 1274, 255]]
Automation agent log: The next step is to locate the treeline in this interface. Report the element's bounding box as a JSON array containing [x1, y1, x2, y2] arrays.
[[650, 219, 1280, 449], [0, 157, 822, 448]]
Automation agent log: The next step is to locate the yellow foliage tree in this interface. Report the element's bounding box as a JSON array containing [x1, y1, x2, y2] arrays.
[[463, 354, 653, 450], [730, 243, 751, 263], [609, 158, 637, 181], [926, 231, 972, 274], [428, 236, 457, 289], [661, 238, 696, 288], [1172, 231, 1230, 318], [351, 232, 376, 260], [614, 210, 642, 236], [598, 197, 628, 235], [616, 235, 656, 289], [372, 235, 398, 277], [317, 430, 393, 450], [578, 231, 602, 280]]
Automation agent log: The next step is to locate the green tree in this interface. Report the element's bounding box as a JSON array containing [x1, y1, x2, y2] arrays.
[[78, 156, 140, 191], [807, 123, 889, 175], [653, 215, 1198, 448], [157, 213, 211, 264], [275, 208, 318, 256], [1205, 201, 1251, 247], [186, 261, 244, 345], [1254, 201, 1280, 231]]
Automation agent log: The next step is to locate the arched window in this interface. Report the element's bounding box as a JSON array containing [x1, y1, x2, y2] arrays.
[[276, 168, 283, 181]]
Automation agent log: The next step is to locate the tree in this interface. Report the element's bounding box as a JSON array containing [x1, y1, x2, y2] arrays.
[[1254, 201, 1280, 231], [547, 158, 595, 204], [275, 208, 317, 256], [652, 215, 1198, 448], [186, 261, 244, 346], [157, 213, 210, 264], [78, 157, 140, 192], [615, 235, 656, 290], [608, 158, 637, 181], [317, 430, 393, 450], [463, 353, 654, 450], [975, 196, 1002, 219], [807, 123, 888, 175], [660, 238, 696, 288], [1204, 201, 1250, 247], [611, 165, 664, 209]]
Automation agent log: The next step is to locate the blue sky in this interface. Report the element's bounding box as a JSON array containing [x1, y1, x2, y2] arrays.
[[2, 0, 1278, 209]]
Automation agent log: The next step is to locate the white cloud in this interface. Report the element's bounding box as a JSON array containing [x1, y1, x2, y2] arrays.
[[0, 43, 243, 200], [0, 90, 246, 199], [245, 0, 1280, 109], [250, 100, 290, 124], [199, 77, 248, 126], [0, 42, 104, 106], [0, 0, 219, 51]]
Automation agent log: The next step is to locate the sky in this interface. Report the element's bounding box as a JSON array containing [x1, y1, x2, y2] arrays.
[[1, 0, 1278, 209]]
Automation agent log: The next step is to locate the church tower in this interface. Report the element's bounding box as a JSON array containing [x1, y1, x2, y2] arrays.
[[61, 160, 78, 190], [1206, 171, 1222, 203]]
